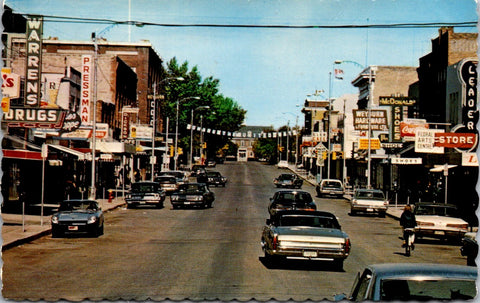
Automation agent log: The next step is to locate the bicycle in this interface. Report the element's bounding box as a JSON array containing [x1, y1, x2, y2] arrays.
[[403, 228, 415, 256]]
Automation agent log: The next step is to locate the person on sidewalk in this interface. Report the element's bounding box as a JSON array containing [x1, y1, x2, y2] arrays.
[[400, 204, 417, 249]]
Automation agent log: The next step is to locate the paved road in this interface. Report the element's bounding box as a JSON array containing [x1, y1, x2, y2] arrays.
[[2, 162, 468, 301]]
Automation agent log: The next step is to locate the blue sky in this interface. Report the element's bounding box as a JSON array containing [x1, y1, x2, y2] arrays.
[[5, 0, 478, 128]]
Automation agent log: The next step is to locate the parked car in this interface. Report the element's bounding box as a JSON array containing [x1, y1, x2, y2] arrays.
[[261, 210, 351, 269], [350, 188, 388, 217], [273, 173, 303, 189], [156, 170, 189, 184], [316, 179, 344, 198], [335, 263, 477, 301], [51, 199, 104, 237], [125, 181, 166, 208], [206, 171, 227, 187], [154, 175, 179, 194], [276, 160, 288, 169], [170, 183, 215, 209], [207, 159, 216, 167], [414, 202, 469, 242], [268, 190, 316, 216]]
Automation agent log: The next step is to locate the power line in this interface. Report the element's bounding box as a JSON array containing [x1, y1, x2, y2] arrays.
[[25, 14, 478, 29]]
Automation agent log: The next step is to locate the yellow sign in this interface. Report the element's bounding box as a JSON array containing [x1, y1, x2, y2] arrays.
[[2, 97, 10, 112], [358, 138, 381, 150]]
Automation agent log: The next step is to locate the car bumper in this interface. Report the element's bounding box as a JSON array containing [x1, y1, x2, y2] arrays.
[[171, 200, 206, 207], [269, 246, 349, 260], [126, 199, 164, 205], [415, 228, 467, 239], [351, 204, 387, 213], [52, 222, 100, 234], [320, 190, 344, 196]]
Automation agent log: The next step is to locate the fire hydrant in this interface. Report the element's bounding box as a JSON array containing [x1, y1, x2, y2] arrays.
[[108, 189, 114, 203]]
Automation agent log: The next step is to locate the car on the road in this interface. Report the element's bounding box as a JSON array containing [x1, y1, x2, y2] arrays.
[[460, 231, 478, 266], [336, 263, 477, 301], [125, 181, 166, 208], [414, 202, 469, 242], [156, 170, 189, 185], [273, 173, 303, 189], [350, 188, 388, 217], [316, 179, 344, 198], [206, 171, 227, 187], [207, 159, 216, 167], [268, 190, 316, 216], [51, 199, 104, 237], [261, 210, 351, 270], [154, 175, 179, 194], [191, 164, 207, 177], [170, 182, 215, 209], [276, 160, 289, 169]]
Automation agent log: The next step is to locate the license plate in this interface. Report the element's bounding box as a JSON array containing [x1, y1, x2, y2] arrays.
[[184, 202, 191, 205], [303, 251, 318, 258], [68, 226, 78, 231], [435, 231, 445, 235], [367, 208, 374, 212]]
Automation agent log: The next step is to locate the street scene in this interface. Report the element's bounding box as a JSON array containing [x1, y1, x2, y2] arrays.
[[1, 0, 478, 301]]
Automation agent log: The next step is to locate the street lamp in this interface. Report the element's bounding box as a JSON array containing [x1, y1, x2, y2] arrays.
[[175, 96, 200, 170], [151, 76, 184, 180], [283, 112, 299, 165], [335, 60, 373, 188], [190, 105, 210, 169]]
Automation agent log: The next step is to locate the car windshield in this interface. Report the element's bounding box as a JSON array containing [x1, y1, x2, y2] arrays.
[[207, 172, 221, 177], [380, 278, 476, 301], [323, 181, 341, 187], [159, 172, 184, 179], [177, 184, 204, 194], [132, 183, 159, 192], [59, 200, 97, 211], [278, 174, 294, 180], [279, 215, 339, 229], [155, 176, 176, 183], [275, 192, 312, 203], [415, 205, 460, 217], [355, 190, 385, 200]]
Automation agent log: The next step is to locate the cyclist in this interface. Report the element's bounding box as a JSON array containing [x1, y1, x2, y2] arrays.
[[400, 204, 417, 249]]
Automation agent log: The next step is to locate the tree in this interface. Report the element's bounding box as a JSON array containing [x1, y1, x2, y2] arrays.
[[161, 58, 246, 164]]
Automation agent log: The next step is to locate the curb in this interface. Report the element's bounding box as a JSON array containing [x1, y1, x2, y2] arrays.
[[2, 229, 52, 251]]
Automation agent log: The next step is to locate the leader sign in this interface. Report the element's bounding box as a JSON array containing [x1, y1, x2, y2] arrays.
[[460, 59, 478, 132], [25, 16, 43, 107]]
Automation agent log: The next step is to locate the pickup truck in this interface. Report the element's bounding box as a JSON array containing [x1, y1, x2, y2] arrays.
[[261, 210, 351, 270]]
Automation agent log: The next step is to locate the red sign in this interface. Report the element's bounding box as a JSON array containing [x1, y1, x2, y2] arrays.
[[400, 121, 429, 137], [434, 133, 476, 148]]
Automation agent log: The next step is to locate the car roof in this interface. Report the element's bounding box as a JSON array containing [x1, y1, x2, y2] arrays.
[[367, 263, 477, 280], [355, 188, 383, 193], [273, 210, 335, 219]]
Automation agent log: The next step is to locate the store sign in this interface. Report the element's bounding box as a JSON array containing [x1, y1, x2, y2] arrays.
[[392, 105, 402, 142], [81, 55, 92, 123], [358, 138, 381, 150], [459, 59, 478, 132], [3, 107, 65, 128], [462, 153, 479, 167], [1, 68, 21, 98], [435, 132, 476, 149], [391, 158, 422, 165], [25, 16, 43, 107], [353, 109, 389, 131], [379, 96, 416, 106], [381, 142, 403, 149], [400, 120, 429, 140], [414, 128, 444, 154]]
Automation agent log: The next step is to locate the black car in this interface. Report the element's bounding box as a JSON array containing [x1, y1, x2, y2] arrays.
[[191, 164, 207, 177], [154, 175, 179, 194], [268, 190, 317, 216], [51, 199, 104, 237], [125, 181, 166, 208], [170, 183, 215, 209], [273, 173, 303, 189], [206, 171, 227, 187]]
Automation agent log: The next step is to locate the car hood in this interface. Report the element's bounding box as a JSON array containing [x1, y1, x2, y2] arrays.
[[276, 226, 346, 238], [416, 215, 468, 225]]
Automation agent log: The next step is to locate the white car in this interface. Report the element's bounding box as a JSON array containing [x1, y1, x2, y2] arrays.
[[350, 189, 388, 217], [276, 160, 288, 169], [414, 203, 469, 242]]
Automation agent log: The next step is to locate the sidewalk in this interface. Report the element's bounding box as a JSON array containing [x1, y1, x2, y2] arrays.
[[2, 197, 126, 251]]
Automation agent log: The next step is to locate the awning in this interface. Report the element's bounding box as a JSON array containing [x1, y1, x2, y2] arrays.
[[430, 164, 458, 172], [3, 149, 42, 160], [3, 134, 42, 151], [49, 144, 88, 160]]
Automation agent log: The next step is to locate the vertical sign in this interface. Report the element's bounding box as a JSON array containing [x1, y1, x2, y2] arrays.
[[459, 60, 478, 133], [81, 55, 92, 124], [25, 16, 43, 107]]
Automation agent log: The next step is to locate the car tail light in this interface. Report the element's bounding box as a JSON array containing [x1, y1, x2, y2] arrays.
[[273, 234, 278, 250], [447, 223, 469, 229], [417, 221, 435, 226], [344, 238, 351, 254]]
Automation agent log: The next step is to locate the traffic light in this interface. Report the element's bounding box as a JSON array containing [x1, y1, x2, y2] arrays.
[[322, 151, 327, 159], [169, 145, 174, 156], [337, 151, 344, 159], [332, 152, 337, 160], [177, 147, 183, 155]]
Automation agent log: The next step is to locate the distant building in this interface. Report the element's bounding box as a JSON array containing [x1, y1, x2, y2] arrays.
[[231, 125, 273, 161]]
